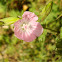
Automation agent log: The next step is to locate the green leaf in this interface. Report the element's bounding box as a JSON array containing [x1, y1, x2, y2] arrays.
[[6, 45, 15, 54], [0, 17, 19, 25], [0, 21, 4, 26], [40, 1, 53, 21], [38, 29, 47, 42], [56, 39, 62, 55], [60, 27, 62, 39]]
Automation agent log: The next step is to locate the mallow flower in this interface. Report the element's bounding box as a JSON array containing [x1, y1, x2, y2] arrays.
[[14, 11, 43, 42]]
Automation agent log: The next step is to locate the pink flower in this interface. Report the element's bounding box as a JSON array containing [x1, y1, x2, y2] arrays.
[[14, 11, 43, 42]]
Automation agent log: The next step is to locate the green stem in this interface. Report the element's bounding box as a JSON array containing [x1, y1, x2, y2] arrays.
[[4, 0, 8, 18]]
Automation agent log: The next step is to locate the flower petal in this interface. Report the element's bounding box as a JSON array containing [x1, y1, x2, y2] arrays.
[[23, 31, 36, 42], [14, 27, 22, 40], [22, 11, 32, 17], [30, 21, 43, 36], [14, 19, 21, 27], [14, 11, 43, 42], [22, 11, 38, 21]]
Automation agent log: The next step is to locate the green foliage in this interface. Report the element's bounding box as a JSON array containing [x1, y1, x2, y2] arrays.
[[0, 17, 19, 25], [6, 45, 16, 54], [3, 35, 10, 44], [11, 34, 19, 45], [0, 21, 4, 26], [60, 27, 62, 39], [40, 1, 53, 21], [9, 10, 24, 17], [38, 29, 47, 42], [0, 0, 62, 62], [0, 3, 5, 18]]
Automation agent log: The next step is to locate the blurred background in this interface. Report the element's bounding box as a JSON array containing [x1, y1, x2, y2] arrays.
[[0, 0, 62, 62]]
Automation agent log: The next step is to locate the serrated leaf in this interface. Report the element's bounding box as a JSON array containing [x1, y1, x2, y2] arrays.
[[0, 17, 19, 25], [40, 1, 53, 21]]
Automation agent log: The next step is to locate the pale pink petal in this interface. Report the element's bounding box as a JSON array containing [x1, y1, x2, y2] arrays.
[[30, 17, 38, 21], [20, 32, 25, 40], [33, 26, 43, 36], [14, 11, 43, 42], [23, 31, 36, 42], [30, 21, 43, 36], [14, 19, 21, 27], [22, 11, 38, 21], [14, 27, 22, 40], [22, 11, 32, 17], [29, 13, 38, 21]]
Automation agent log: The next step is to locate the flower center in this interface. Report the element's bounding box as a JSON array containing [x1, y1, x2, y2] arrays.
[[22, 24, 28, 30], [20, 19, 32, 31], [21, 22, 32, 31]]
